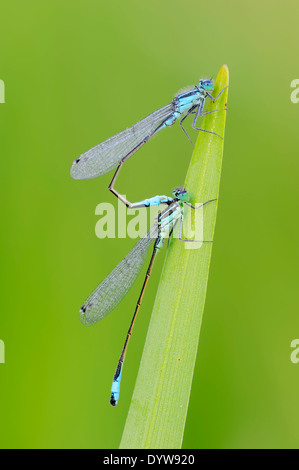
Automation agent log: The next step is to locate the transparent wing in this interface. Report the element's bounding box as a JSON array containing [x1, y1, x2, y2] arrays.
[[79, 224, 158, 326], [176, 85, 197, 96], [70, 103, 173, 180]]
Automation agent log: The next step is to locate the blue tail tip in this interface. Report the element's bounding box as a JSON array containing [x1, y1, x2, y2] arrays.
[[110, 364, 122, 406], [110, 393, 118, 407]]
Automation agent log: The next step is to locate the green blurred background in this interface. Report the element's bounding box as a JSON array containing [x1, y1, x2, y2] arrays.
[[1, 0, 299, 449]]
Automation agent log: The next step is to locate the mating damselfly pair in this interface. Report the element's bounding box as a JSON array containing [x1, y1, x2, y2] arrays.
[[70, 78, 226, 406]]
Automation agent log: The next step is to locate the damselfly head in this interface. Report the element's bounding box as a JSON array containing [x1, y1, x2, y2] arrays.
[[199, 79, 214, 91], [172, 188, 189, 202]]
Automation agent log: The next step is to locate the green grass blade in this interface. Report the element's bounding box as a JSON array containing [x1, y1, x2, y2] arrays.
[[120, 65, 229, 449]]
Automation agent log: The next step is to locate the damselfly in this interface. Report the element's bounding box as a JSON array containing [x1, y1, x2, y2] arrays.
[[70, 79, 226, 207], [79, 189, 216, 406]]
